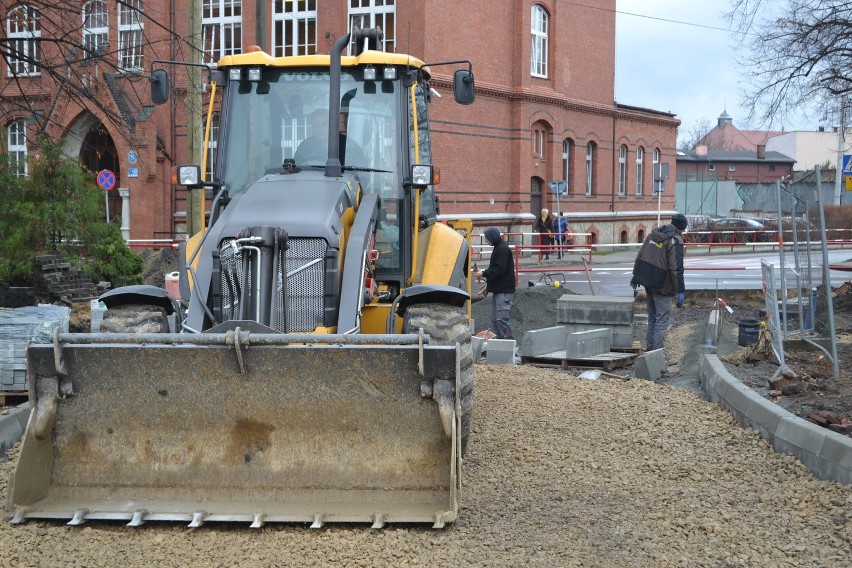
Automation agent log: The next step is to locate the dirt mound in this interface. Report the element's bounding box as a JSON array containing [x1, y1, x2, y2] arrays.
[[139, 248, 179, 288]]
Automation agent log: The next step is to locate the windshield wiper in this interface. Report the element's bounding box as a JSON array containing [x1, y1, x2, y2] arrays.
[[343, 166, 392, 173]]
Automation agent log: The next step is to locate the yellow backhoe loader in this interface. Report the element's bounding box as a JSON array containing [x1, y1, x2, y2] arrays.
[[8, 28, 475, 528]]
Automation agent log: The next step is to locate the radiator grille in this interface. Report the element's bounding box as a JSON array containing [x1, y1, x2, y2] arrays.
[[219, 237, 328, 332]]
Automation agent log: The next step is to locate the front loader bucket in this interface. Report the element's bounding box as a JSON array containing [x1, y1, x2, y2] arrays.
[[8, 332, 461, 528]]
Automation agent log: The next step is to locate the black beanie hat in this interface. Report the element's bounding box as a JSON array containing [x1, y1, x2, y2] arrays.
[[671, 213, 688, 230]]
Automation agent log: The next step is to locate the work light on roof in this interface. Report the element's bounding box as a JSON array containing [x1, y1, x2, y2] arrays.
[[363, 66, 377, 81], [247, 67, 262, 81], [383, 67, 397, 80], [228, 68, 241, 81]]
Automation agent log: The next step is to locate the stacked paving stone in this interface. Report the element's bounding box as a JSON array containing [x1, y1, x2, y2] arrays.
[[520, 295, 638, 362], [556, 295, 635, 349], [33, 255, 96, 303], [0, 305, 70, 391], [0, 284, 35, 308]]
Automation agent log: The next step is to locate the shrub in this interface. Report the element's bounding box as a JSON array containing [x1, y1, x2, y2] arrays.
[[0, 135, 142, 287]]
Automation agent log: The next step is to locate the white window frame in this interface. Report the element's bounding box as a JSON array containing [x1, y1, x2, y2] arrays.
[[82, 1, 108, 58], [618, 145, 627, 196], [708, 163, 716, 171], [6, 5, 40, 77], [585, 142, 595, 196], [8, 120, 28, 177], [635, 146, 644, 195], [728, 163, 736, 172], [349, 0, 395, 53], [272, 0, 316, 57], [118, 0, 144, 72], [562, 139, 572, 193], [202, 0, 242, 64], [531, 4, 548, 78]]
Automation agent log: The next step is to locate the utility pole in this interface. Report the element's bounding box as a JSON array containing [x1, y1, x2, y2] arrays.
[[186, 0, 203, 236]]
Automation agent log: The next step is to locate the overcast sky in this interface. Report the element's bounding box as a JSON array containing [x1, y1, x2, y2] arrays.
[[614, 0, 812, 142]]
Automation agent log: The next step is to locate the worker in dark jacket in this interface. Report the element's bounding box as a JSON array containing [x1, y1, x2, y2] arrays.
[[481, 226, 516, 339], [631, 213, 687, 364]]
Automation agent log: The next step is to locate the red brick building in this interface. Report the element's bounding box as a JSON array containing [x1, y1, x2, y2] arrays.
[[1, 0, 679, 244]]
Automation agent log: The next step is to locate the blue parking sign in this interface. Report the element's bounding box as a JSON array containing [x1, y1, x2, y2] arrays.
[[843, 154, 852, 174]]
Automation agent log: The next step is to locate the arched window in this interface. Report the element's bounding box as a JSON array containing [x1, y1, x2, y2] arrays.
[[7, 119, 28, 177], [82, 1, 108, 58], [203, 0, 242, 64], [273, 0, 315, 57], [531, 4, 548, 78], [562, 138, 573, 194], [7, 4, 40, 76], [118, 0, 144, 71], [635, 146, 645, 195], [585, 142, 596, 196], [618, 145, 627, 196]]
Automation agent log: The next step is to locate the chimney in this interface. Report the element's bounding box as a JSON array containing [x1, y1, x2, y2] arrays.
[[695, 144, 708, 156], [757, 144, 766, 159]]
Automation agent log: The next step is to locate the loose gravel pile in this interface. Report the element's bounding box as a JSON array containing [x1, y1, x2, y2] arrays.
[[2, 358, 850, 566]]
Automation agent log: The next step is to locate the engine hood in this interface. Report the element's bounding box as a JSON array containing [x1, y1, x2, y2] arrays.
[[212, 170, 359, 248]]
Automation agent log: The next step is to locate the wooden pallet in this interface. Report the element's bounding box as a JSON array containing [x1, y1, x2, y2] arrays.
[[611, 341, 643, 354], [0, 391, 29, 406], [521, 350, 637, 370]]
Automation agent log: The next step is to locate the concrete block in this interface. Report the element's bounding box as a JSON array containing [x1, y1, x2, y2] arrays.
[[632, 313, 648, 344], [562, 322, 633, 348], [471, 335, 484, 363], [0, 405, 28, 453], [723, 382, 763, 427], [556, 295, 634, 326], [486, 339, 516, 365], [565, 328, 612, 359], [819, 434, 852, 484], [520, 326, 568, 357], [774, 416, 830, 471], [635, 348, 665, 381]]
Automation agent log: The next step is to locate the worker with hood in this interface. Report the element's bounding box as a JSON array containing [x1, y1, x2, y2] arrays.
[[481, 226, 516, 339], [630, 213, 687, 365]]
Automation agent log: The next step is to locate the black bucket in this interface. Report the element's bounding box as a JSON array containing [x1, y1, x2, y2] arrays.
[[738, 319, 760, 346]]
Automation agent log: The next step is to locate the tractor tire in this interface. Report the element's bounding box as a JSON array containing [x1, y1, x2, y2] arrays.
[[100, 304, 170, 333], [403, 303, 474, 456]]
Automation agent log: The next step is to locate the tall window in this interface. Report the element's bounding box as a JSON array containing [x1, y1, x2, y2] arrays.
[[562, 138, 573, 194], [349, 0, 395, 53], [531, 4, 548, 78], [8, 120, 28, 177], [585, 142, 595, 196], [6, 5, 40, 76], [118, 0, 144, 71], [82, 1, 108, 58], [618, 145, 627, 196], [635, 146, 644, 195], [531, 127, 546, 160], [272, 0, 315, 57], [652, 147, 661, 194], [202, 0, 242, 64]]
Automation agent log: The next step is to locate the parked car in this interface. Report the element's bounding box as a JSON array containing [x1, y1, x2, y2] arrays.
[[708, 218, 769, 243], [683, 214, 715, 243]]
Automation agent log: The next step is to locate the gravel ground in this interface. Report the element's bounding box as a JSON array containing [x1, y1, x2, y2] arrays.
[[3, 348, 851, 564], [2, 290, 851, 566]]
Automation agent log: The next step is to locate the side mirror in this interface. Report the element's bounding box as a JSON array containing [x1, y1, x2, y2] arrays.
[[453, 69, 475, 105], [150, 69, 170, 104]]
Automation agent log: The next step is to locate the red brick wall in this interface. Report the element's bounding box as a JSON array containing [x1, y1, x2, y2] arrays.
[[1, 0, 679, 241]]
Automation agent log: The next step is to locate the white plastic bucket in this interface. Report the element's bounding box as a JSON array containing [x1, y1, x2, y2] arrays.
[[165, 272, 180, 300]]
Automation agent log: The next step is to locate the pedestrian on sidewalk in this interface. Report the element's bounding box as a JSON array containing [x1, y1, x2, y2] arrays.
[[630, 213, 687, 365], [481, 226, 515, 339], [554, 212, 569, 259], [533, 208, 554, 261]]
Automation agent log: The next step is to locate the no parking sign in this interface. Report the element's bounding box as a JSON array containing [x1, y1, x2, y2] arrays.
[[97, 169, 116, 191]]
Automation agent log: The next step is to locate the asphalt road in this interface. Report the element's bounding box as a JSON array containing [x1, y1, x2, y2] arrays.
[[511, 247, 852, 295]]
